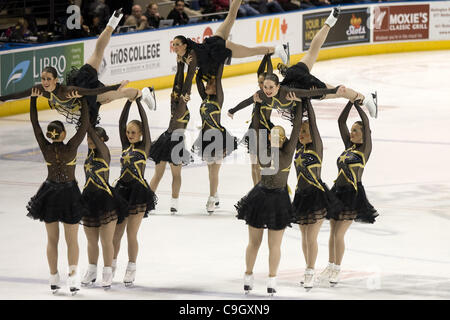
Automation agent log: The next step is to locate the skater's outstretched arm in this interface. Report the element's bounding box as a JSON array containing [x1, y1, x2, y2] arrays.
[[181, 50, 198, 96], [173, 61, 185, 100], [67, 98, 89, 149], [215, 64, 224, 107], [305, 99, 323, 160], [29, 91, 49, 151], [1, 85, 50, 102], [228, 95, 254, 116], [354, 101, 372, 160], [257, 54, 273, 77], [63, 83, 121, 98], [283, 100, 304, 156], [338, 101, 353, 149], [119, 100, 133, 148], [87, 124, 111, 164], [284, 86, 338, 100], [196, 72, 207, 101], [136, 99, 151, 157]]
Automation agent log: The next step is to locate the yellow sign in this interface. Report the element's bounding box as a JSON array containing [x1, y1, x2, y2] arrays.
[[256, 18, 280, 43]]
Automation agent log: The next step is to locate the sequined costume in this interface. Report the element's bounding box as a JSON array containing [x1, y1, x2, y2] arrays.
[[26, 96, 90, 224], [235, 100, 306, 230], [228, 54, 274, 154], [115, 99, 157, 219], [191, 64, 238, 162], [327, 101, 378, 223], [0, 82, 120, 126], [291, 99, 340, 225], [80, 125, 128, 227], [149, 61, 192, 165]]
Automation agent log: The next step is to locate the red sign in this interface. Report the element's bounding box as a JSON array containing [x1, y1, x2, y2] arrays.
[[169, 27, 214, 53], [373, 4, 429, 42]]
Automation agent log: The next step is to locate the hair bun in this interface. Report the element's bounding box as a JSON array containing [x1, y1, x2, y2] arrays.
[[46, 130, 60, 139]]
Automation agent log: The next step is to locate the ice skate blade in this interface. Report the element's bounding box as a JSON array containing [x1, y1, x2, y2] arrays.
[[103, 285, 112, 290], [124, 282, 134, 288], [330, 281, 338, 287], [51, 285, 60, 294], [81, 280, 96, 287], [267, 288, 276, 295], [114, 8, 123, 17], [70, 288, 79, 296]]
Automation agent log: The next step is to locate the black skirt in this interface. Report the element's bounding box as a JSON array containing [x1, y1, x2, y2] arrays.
[[26, 180, 88, 224], [235, 183, 293, 230], [281, 62, 327, 99], [327, 182, 378, 224], [292, 181, 341, 225], [80, 184, 129, 227], [149, 130, 193, 166], [191, 128, 238, 162], [66, 64, 105, 125], [115, 179, 157, 221], [190, 36, 232, 80]]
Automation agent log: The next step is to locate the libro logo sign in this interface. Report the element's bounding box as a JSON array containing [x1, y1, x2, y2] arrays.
[[256, 18, 288, 43]]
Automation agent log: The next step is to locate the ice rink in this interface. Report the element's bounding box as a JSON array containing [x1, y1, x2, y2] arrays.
[[0, 50, 449, 300]]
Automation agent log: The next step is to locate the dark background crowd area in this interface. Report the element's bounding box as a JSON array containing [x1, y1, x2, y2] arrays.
[[0, 0, 414, 45]]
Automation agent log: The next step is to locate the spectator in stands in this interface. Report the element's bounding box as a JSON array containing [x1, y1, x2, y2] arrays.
[[88, 0, 110, 27], [124, 4, 149, 30], [8, 18, 33, 41], [144, 3, 164, 29], [91, 14, 106, 36], [249, 0, 285, 14], [211, 0, 259, 18], [167, 0, 190, 26], [239, 0, 260, 17], [65, 14, 91, 39]]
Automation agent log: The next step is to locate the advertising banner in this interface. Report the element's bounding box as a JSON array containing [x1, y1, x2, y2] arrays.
[[429, 1, 450, 40], [373, 4, 430, 42], [303, 7, 370, 51], [84, 12, 302, 85], [0, 43, 83, 96]]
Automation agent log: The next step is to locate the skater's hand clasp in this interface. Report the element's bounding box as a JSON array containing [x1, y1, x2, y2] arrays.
[[253, 92, 262, 103], [286, 91, 300, 101], [181, 94, 190, 103], [185, 54, 193, 65], [31, 87, 43, 97], [67, 90, 82, 99]]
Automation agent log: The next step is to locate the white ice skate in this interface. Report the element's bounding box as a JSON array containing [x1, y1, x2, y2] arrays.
[[49, 272, 61, 294], [123, 262, 136, 287], [81, 264, 97, 287], [267, 276, 277, 296], [274, 43, 290, 66], [214, 193, 220, 208], [329, 265, 341, 287], [303, 268, 315, 291], [362, 91, 378, 118], [244, 273, 254, 294], [170, 197, 179, 215], [318, 263, 334, 284], [67, 266, 80, 295], [206, 196, 215, 215], [102, 266, 113, 289], [107, 8, 124, 30], [141, 86, 157, 111], [325, 6, 341, 28]]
